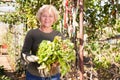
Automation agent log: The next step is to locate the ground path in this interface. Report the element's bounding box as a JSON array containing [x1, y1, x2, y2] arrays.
[[0, 55, 25, 80], [0, 55, 12, 71]]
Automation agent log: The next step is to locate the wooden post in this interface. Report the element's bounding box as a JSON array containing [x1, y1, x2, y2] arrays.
[[79, 0, 84, 80]]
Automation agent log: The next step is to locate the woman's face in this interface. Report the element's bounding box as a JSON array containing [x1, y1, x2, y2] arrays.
[[40, 10, 55, 28]]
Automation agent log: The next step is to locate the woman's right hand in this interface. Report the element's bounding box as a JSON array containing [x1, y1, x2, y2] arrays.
[[22, 53, 39, 62], [26, 55, 39, 62]]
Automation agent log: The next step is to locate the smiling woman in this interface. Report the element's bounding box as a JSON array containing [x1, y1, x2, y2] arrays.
[[21, 4, 65, 80]]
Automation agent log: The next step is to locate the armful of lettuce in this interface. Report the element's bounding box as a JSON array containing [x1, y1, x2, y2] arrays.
[[37, 36, 76, 76]]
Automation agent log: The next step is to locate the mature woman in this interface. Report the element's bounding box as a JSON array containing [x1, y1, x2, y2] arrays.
[[21, 5, 64, 80]]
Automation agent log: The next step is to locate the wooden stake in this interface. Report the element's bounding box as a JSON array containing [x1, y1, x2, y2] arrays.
[[79, 0, 84, 80]]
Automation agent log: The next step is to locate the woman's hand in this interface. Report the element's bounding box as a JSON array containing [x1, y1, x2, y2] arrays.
[[51, 61, 59, 68], [50, 61, 59, 74], [22, 53, 39, 62], [27, 55, 39, 62]]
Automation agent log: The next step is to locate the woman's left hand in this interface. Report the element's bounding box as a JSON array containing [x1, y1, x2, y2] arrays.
[[51, 61, 59, 68]]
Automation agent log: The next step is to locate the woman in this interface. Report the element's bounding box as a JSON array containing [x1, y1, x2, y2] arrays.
[[21, 5, 64, 80]]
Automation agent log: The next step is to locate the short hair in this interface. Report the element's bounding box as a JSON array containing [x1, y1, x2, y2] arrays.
[[36, 5, 59, 23]]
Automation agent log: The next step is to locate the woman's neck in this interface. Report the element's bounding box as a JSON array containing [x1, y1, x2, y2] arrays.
[[39, 26, 53, 33]]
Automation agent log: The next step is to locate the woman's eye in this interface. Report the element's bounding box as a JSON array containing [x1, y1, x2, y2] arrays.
[[49, 15, 53, 17], [42, 15, 53, 18], [42, 15, 47, 17]]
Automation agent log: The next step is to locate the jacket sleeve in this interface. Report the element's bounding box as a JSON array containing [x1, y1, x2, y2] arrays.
[[21, 30, 33, 62]]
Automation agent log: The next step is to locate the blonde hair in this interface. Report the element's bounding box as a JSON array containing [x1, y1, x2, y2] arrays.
[[36, 5, 59, 23]]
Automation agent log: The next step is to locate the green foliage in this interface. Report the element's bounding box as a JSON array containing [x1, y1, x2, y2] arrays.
[[37, 36, 76, 76], [0, 66, 4, 75], [0, 66, 11, 80], [84, 0, 119, 41], [114, 53, 120, 63], [0, 12, 23, 24], [0, 75, 11, 80], [115, 19, 120, 33], [85, 41, 120, 70]]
